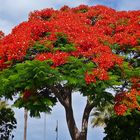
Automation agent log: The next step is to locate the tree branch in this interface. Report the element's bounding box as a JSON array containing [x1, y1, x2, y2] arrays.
[[64, 94, 80, 140], [80, 98, 94, 139], [46, 84, 72, 107]]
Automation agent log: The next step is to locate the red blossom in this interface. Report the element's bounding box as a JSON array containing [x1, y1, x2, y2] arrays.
[[85, 72, 96, 84], [35, 51, 69, 67], [0, 5, 139, 70], [114, 103, 127, 115], [93, 68, 109, 80], [23, 90, 32, 100], [114, 89, 140, 115]]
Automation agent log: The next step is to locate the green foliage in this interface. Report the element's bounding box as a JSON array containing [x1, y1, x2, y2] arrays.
[[32, 41, 51, 52], [54, 33, 68, 47], [0, 60, 60, 98], [0, 60, 59, 116], [53, 33, 76, 52], [14, 92, 56, 117], [54, 43, 76, 52], [59, 56, 95, 88], [122, 62, 140, 78], [110, 44, 120, 53], [137, 95, 140, 104], [103, 110, 140, 140]]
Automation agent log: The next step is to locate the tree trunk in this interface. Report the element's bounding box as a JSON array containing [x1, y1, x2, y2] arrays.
[[23, 109, 28, 140], [64, 105, 80, 140], [80, 100, 94, 140], [47, 85, 94, 140], [64, 99, 94, 140]]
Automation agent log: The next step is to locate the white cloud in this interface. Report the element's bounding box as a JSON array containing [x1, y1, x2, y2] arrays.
[[0, 18, 14, 34]]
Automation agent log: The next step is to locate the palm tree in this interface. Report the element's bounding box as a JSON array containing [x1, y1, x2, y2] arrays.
[[91, 103, 113, 127]]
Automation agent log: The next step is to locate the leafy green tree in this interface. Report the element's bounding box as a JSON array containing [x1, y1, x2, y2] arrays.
[[103, 110, 140, 140], [91, 103, 140, 140], [0, 101, 17, 140]]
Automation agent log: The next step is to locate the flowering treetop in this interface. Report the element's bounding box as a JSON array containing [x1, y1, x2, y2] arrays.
[[0, 5, 139, 116]]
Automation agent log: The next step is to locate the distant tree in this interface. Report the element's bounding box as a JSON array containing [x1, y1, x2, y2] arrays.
[[103, 110, 140, 140], [91, 103, 113, 127], [0, 5, 139, 140], [103, 87, 140, 140], [0, 101, 17, 140]]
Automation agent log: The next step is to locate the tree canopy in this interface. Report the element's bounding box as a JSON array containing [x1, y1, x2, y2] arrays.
[[0, 5, 140, 140]]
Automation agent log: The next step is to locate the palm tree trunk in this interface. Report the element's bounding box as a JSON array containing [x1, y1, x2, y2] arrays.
[[23, 109, 28, 140]]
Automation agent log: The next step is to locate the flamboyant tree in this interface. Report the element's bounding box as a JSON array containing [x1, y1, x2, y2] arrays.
[[0, 5, 140, 140]]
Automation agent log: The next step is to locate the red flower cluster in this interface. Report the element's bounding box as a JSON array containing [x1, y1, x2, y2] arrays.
[[35, 51, 69, 67], [114, 89, 140, 115], [85, 68, 109, 84], [114, 103, 127, 115], [92, 46, 123, 70], [0, 5, 139, 89], [131, 77, 140, 89], [0, 20, 49, 69], [85, 72, 96, 84]]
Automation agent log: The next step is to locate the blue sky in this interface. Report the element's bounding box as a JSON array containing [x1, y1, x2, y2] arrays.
[[0, 0, 140, 140]]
